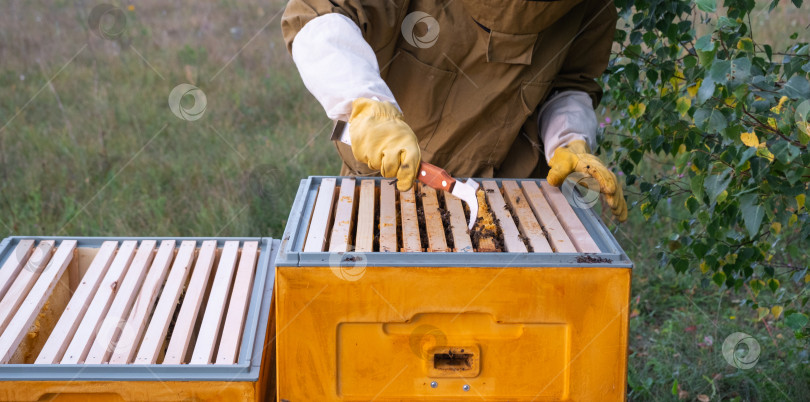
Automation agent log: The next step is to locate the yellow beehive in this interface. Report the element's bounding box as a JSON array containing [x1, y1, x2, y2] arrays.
[[275, 177, 632, 401]]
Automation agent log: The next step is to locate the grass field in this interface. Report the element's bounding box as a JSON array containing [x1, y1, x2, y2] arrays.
[[1, 1, 808, 400]]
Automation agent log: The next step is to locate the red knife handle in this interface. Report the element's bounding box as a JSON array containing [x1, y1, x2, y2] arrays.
[[417, 162, 455, 192]]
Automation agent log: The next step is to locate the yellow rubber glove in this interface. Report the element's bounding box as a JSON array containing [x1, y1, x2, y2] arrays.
[[547, 140, 628, 222], [348, 98, 421, 192]]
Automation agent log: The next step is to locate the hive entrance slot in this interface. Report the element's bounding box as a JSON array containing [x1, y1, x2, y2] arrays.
[[433, 350, 473, 370]]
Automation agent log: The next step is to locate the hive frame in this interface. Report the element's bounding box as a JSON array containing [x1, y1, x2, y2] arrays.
[[0, 236, 277, 381], [278, 176, 632, 268]]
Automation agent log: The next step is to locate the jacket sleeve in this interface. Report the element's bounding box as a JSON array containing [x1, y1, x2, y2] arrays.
[[538, 90, 598, 161], [281, 1, 406, 121], [281, 0, 404, 55], [549, 0, 617, 107]]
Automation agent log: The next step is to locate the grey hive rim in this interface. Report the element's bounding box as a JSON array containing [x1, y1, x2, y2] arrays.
[[277, 176, 633, 269]]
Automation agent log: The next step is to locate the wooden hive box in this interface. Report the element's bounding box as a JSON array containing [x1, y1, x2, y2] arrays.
[[0, 236, 278, 402], [275, 176, 633, 401]]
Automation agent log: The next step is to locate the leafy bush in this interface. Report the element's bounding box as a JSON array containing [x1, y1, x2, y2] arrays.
[[605, 0, 809, 340]]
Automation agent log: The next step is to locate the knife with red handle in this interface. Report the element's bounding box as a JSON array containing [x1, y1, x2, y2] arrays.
[[417, 162, 480, 230]]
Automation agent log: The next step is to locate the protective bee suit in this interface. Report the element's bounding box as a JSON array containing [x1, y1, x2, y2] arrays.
[[281, 0, 627, 220]]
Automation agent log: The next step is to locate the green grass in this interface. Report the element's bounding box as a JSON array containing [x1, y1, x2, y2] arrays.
[[0, 1, 808, 400], [0, 0, 340, 238]]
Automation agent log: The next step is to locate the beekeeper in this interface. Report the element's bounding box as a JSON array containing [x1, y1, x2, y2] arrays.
[[281, 0, 627, 221]]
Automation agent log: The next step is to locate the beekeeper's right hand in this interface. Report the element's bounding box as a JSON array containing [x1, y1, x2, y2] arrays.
[[348, 98, 421, 192]]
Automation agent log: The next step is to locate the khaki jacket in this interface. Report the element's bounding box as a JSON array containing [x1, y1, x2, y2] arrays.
[[282, 0, 616, 178]]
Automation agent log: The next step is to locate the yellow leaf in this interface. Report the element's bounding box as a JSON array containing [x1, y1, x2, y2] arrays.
[[771, 96, 789, 114], [629, 103, 647, 118], [757, 307, 769, 320], [772, 305, 784, 319], [776, 96, 788, 113], [688, 80, 701, 98], [691, 164, 700, 173], [768, 117, 778, 129], [717, 190, 728, 203], [797, 194, 806, 211], [756, 146, 774, 162], [740, 131, 759, 147], [737, 37, 754, 51], [799, 121, 810, 136], [750, 279, 764, 296], [729, 315, 736, 320], [669, 77, 681, 92], [724, 97, 737, 107], [805, 274, 810, 283], [676, 96, 691, 116], [700, 261, 710, 274], [789, 213, 798, 227], [678, 143, 687, 154], [770, 222, 782, 235]]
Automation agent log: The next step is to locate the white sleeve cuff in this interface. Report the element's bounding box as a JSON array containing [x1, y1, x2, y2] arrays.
[[290, 13, 399, 122], [538, 90, 598, 162]]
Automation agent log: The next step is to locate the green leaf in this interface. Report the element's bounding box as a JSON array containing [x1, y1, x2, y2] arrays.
[[796, 99, 810, 123], [704, 169, 732, 204], [768, 278, 780, 293], [684, 55, 697, 69], [770, 141, 801, 164], [625, 44, 642, 58], [673, 258, 689, 273], [713, 271, 726, 286], [697, 77, 716, 104], [686, 196, 700, 214], [691, 174, 705, 201], [786, 312, 809, 330], [729, 58, 751, 88], [709, 60, 731, 83], [697, 0, 717, 13], [695, 35, 714, 51], [764, 44, 773, 61], [672, 379, 678, 396], [696, 35, 717, 68], [791, 0, 803, 7], [783, 76, 810, 99], [740, 193, 764, 239], [694, 108, 727, 133]]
